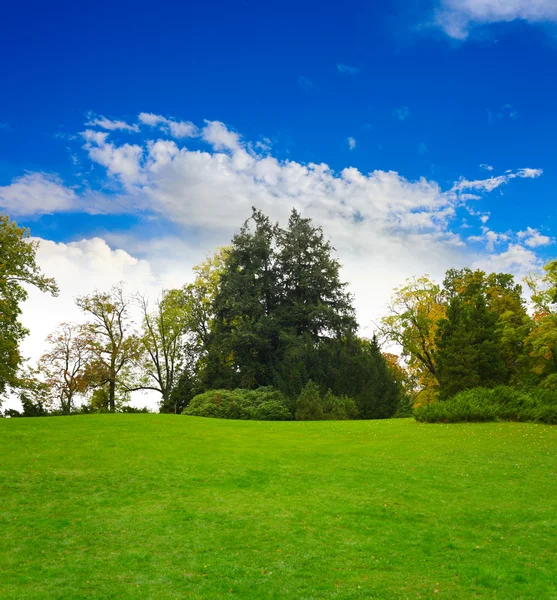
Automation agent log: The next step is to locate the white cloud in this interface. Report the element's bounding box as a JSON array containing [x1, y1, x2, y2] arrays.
[[473, 243, 541, 276], [337, 63, 360, 75], [434, 0, 557, 39], [82, 129, 144, 187], [0, 173, 78, 215], [480, 163, 494, 171], [453, 167, 542, 193], [138, 112, 198, 139], [518, 227, 554, 248], [86, 114, 139, 132], [347, 136, 357, 150], [201, 120, 242, 152]]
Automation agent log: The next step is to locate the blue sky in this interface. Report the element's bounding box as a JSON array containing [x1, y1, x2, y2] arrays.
[[1, 0, 557, 366]]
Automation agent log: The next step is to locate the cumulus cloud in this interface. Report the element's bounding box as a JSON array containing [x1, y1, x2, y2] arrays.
[[201, 120, 242, 152], [86, 114, 139, 132], [81, 129, 144, 187], [337, 63, 360, 75], [138, 113, 198, 138], [518, 227, 554, 248], [434, 0, 557, 39], [347, 136, 357, 150], [0, 172, 78, 215], [480, 163, 494, 171], [473, 243, 541, 276]]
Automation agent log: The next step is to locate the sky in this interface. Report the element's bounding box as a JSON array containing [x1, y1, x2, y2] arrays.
[[1, 0, 557, 408]]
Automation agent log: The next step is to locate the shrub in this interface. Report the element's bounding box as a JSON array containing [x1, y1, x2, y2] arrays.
[[414, 385, 557, 424], [322, 390, 359, 420], [251, 400, 292, 421], [296, 380, 324, 421], [183, 387, 292, 421]]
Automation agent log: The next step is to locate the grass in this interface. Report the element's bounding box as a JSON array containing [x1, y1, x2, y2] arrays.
[[1, 416, 556, 599]]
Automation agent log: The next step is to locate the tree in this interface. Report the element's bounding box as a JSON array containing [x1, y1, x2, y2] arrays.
[[276, 209, 356, 340], [378, 276, 445, 404], [38, 323, 91, 414], [383, 352, 414, 416], [295, 380, 323, 421], [0, 214, 58, 401], [274, 335, 401, 419], [184, 247, 230, 351], [523, 259, 557, 385], [76, 285, 140, 412], [202, 208, 357, 391], [443, 268, 530, 382], [203, 209, 281, 389], [435, 280, 508, 400], [136, 290, 195, 410]]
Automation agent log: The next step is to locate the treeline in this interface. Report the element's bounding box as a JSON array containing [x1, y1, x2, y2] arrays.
[[3, 207, 557, 424], [1, 209, 406, 420], [379, 263, 557, 423]]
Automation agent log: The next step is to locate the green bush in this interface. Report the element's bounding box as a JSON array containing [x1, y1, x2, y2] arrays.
[[414, 386, 557, 424], [295, 382, 358, 421], [295, 380, 323, 421], [251, 400, 292, 421], [183, 387, 292, 421], [322, 390, 359, 420]]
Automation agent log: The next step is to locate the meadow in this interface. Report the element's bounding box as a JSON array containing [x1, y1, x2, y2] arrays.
[[1, 415, 556, 599]]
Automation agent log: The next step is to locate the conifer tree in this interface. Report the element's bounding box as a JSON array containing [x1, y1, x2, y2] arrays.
[[435, 284, 508, 400]]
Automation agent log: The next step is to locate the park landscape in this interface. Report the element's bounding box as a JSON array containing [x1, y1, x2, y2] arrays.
[[1, 207, 557, 598], [3, 0, 557, 596]]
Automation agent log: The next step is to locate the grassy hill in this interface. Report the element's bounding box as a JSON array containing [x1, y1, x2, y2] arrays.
[[1, 416, 556, 599]]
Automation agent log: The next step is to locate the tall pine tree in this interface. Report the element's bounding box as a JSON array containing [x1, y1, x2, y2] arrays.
[[435, 275, 508, 400]]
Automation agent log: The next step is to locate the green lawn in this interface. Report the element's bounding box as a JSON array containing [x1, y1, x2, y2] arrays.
[[1, 416, 556, 599]]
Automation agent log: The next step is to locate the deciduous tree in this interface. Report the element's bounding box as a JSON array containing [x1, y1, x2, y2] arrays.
[[76, 285, 140, 412], [0, 214, 58, 401], [38, 323, 91, 414]]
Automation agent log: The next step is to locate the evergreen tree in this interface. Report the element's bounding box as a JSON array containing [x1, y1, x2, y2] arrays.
[[162, 369, 196, 414], [295, 380, 323, 420], [205, 208, 279, 389], [435, 286, 508, 400], [276, 209, 356, 340]]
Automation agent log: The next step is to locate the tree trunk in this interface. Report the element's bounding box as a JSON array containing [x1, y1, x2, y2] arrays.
[[109, 379, 116, 412]]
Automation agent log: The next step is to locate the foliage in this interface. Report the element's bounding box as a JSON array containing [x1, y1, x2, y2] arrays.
[[293, 380, 359, 421], [295, 380, 324, 421], [523, 259, 557, 385], [321, 390, 359, 420], [76, 285, 141, 412], [38, 323, 91, 414], [435, 272, 509, 399], [183, 246, 230, 352], [380, 268, 530, 403], [0, 214, 58, 400], [162, 368, 197, 414], [414, 385, 557, 424], [274, 335, 401, 419], [379, 275, 444, 397], [202, 208, 357, 391], [136, 289, 196, 406], [2, 416, 557, 598], [183, 387, 292, 421]]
